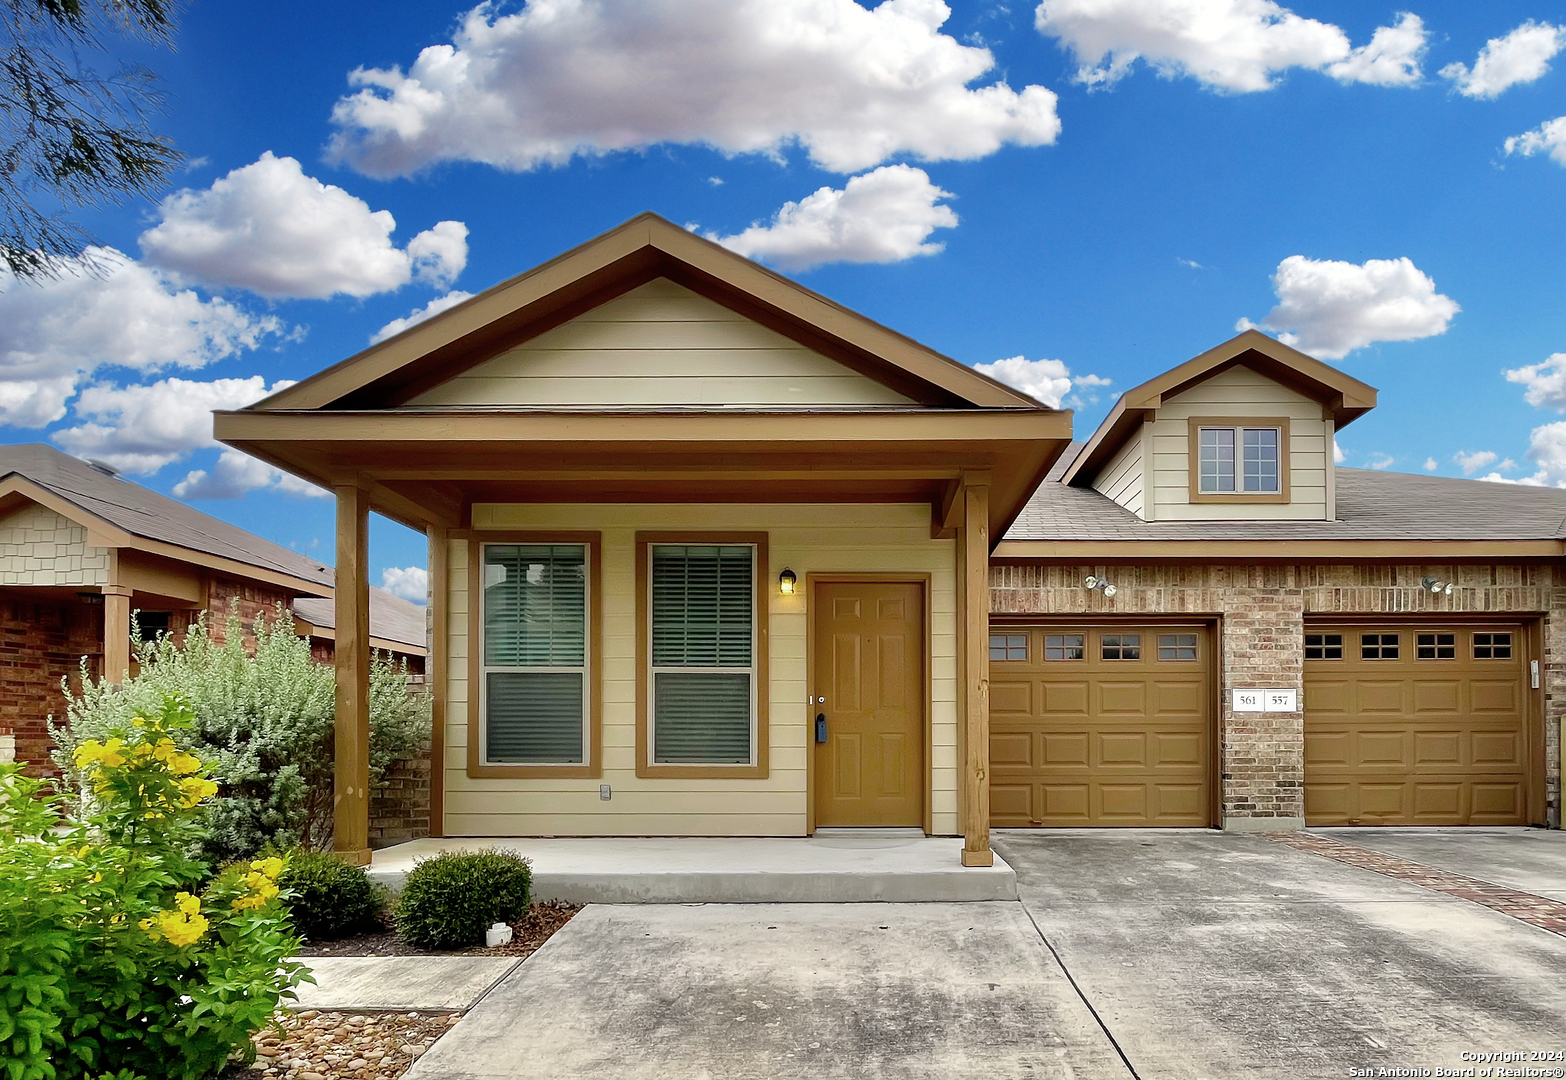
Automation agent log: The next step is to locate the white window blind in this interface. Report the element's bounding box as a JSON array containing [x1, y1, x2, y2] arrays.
[[482, 543, 587, 764], [649, 544, 754, 764]]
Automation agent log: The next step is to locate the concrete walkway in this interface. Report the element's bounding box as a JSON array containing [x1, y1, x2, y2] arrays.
[[405, 902, 1133, 1080], [994, 829, 1566, 1080], [290, 956, 521, 1012], [368, 835, 1017, 903], [1311, 826, 1566, 899]]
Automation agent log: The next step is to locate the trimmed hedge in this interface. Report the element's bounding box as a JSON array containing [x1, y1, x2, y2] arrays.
[[279, 850, 382, 941], [395, 849, 532, 949]]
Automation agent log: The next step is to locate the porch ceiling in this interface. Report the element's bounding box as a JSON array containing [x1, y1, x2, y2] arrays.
[[213, 407, 1072, 544]]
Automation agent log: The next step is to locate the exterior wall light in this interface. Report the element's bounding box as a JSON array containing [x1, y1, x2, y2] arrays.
[[1420, 576, 1454, 595], [1084, 575, 1118, 598], [77, 591, 104, 607], [779, 568, 797, 595]]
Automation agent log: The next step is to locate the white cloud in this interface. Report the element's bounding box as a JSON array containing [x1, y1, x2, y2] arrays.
[[372, 290, 475, 343], [1033, 0, 1425, 93], [1423, 457, 1437, 471], [1333, 439, 1346, 464], [380, 566, 429, 604], [1440, 21, 1563, 98], [139, 153, 468, 299], [0, 248, 284, 428], [708, 166, 958, 272], [173, 449, 329, 501], [1479, 421, 1566, 487], [1237, 255, 1458, 360], [51, 375, 292, 475], [971, 355, 1109, 408], [327, 0, 1061, 178], [1453, 449, 1498, 475], [1365, 453, 1395, 470], [1505, 117, 1566, 166], [1504, 353, 1566, 411]]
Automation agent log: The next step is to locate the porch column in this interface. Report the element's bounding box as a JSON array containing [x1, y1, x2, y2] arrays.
[[960, 477, 993, 867], [102, 584, 133, 684], [334, 483, 372, 866], [426, 523, 447, 838]]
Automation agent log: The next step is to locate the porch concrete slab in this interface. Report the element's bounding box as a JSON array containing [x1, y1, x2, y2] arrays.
[[405, 902, 1133, 1080], [995, 830, 1566, 1080], [288, 956, 521, 1012], [1310, 826, 1566, 900], [368, 836, 1017, 903]]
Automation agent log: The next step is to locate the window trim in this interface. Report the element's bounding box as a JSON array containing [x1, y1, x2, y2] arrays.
[[466, 531, 602, 779], [635, 531, 770, 780], [1187, 416, 1291, 504]]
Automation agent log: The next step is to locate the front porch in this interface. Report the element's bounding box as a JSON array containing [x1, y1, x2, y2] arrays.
[[365, 833, 1018, 903]]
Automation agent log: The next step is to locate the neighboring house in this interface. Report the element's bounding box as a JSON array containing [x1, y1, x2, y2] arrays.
[[212, 214, 1562, 869], [0, 445, 425, 774]]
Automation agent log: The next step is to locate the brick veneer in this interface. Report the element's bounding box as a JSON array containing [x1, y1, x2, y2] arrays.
[[368, 738, 432, 849], [990, 561, 1564, 829], [0, 595, 103, 778]]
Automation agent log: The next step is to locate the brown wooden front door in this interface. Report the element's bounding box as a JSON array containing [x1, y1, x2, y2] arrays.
[[812, 580, 925, 829]]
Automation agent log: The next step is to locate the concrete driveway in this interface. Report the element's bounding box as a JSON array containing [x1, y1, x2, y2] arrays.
[[407, 829, 1564, 1080], [995, 828, 1566, 1080]]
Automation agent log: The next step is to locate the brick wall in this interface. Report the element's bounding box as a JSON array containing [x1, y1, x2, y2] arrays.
[[206, 578, 297, 646], [368, 738, 432, 849], [991, 561, 1563, 829], [0, 594, 102, 778]]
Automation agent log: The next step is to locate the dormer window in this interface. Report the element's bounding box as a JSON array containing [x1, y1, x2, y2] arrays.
[[1188, 417, 1290, 504]]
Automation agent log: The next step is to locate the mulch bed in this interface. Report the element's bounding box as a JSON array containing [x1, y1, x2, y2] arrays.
[[296, 900, 581, 958], [218, 903, 581, 1080]]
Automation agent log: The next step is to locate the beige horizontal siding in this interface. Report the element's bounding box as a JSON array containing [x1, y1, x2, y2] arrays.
[[1092, 427, 1144, 516], [410, 279, 915, 408], [1150, 364, 1332, 521], [445, 502, 958, 838]]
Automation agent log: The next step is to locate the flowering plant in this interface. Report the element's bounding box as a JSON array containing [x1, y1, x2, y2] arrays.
[[0, 695, 308, 1080]]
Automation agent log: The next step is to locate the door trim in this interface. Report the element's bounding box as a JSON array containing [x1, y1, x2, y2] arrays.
[[805, 573, 933, 836]]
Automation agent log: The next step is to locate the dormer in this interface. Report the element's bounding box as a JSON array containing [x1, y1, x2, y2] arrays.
[[1063, 331, 1377, 521]]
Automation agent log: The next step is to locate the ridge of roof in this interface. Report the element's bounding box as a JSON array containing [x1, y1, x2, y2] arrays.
[[247, 212, 1050, 414], [0, 444, 332, 589]]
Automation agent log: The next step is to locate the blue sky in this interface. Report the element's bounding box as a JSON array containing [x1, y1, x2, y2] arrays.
[[3, 0, 1565, 599]]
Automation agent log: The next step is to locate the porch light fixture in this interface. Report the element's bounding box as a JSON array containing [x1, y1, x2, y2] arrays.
[[1084, 575, 1118, 599], [778, 568, 797, 595], [77, 591, 104, 607], [1420, 576, 1454, 595]]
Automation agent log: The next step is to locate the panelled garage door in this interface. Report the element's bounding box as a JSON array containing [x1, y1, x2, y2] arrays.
[[989, 624, 1213, 827], [1304, 623, 1528, 826]]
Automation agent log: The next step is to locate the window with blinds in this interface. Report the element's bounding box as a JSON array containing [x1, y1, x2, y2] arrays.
[[649, 543, 755, 765], [482, 543, 588, 764]]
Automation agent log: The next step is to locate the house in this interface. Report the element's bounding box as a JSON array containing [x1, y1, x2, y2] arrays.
[[212, 214, 1562, 868], [0, 444, 426, 774]]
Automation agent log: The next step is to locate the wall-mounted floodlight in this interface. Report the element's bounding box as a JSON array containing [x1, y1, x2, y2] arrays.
[[1420, 576, 1454, 595], [1084, 575, 1118, 599]]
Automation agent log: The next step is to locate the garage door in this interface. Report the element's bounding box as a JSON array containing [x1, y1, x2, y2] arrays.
[[1304, 624, 1528, 826], [989, 625, 1212, 827]]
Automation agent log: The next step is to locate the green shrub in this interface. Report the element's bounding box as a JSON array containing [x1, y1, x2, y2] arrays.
[[396, 850, 532, 949], [49, 605, 430, 861], [279, 850, 383, 941], [0, 695, 307, 1080]]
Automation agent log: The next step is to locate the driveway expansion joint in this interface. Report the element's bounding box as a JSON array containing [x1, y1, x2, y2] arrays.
[[1264, 832, 1566, 936]]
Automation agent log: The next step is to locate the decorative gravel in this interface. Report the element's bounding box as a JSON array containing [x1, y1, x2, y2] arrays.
[[222, 1010, 458, 1080]]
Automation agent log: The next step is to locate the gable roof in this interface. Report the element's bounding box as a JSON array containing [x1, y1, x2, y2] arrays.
[[1062, 330, 1379, 487], [1000, 443, 1566, 555], [0, 444, 332, 595], [251, 212, 1042, 413]]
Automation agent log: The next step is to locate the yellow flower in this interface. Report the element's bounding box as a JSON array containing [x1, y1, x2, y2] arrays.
[[174, 892, 200, 916], [133, 743, 154, 758], [131, 717, 147, 729], [231, 894, 265, 911], [74, 738, 127, 769], [178, 776, 218, 807], [160, 911, 208, 948], [138, 917, 155, 933], [251, 856, 285, 880]]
